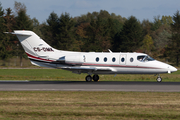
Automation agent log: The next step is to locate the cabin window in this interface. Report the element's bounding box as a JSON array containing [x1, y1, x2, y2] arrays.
[[130, 57, 134, 62], [112, 57, 116, 62], [104, 57, 107, 62], [121, 57, 125, 62], [96, 57, 99, 62]]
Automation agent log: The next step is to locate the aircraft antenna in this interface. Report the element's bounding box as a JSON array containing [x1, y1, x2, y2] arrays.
[[108, 49, 112, 53]]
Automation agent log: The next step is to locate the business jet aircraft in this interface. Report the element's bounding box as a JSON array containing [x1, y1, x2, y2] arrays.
[[5, 30, 177, 82]]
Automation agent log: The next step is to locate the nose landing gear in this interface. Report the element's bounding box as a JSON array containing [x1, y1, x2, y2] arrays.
[[85, 74, 99, 82], [156, 74, 162, 82]]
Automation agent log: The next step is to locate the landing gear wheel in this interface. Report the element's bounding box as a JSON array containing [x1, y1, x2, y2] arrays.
[[85, 75, 92, 82], [157, 77, 162, 82], [93, 74, 99, 82]]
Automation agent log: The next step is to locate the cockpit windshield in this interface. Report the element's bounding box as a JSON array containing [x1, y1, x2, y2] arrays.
[[137, 55, 155, 62]]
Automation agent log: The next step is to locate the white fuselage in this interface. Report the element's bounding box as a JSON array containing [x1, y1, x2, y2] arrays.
[[29, 51, 177, 75]]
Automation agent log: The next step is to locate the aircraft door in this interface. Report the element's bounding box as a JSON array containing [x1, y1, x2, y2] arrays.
[[83, 55, 86, 63], [119, 54, 126, 64]]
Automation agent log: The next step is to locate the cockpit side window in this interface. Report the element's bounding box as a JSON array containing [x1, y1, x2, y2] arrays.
[[137, 56, 146, 61], [137, 55, 155, 62]]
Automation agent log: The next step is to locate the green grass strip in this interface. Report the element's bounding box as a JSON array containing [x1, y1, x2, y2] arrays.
[[0, 69, 179, 81], [0, 91, 180, 120]]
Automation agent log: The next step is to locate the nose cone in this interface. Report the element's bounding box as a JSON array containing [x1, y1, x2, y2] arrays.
[[169, 66, 177, 73], [155, 60, 177, 73]]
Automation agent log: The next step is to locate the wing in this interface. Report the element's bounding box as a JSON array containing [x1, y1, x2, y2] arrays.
[[61, 66, 113, 74]]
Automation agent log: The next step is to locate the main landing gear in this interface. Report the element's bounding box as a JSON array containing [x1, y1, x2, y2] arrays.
[[85, 74, 99, 82]]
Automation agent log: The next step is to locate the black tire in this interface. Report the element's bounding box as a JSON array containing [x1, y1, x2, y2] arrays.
[[157, 77, 162, 82], [93, 74, 99, 82], [85, 75, 92, 82]]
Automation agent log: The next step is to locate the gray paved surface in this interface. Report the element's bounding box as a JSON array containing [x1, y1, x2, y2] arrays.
[[0, 81, 180, 92]]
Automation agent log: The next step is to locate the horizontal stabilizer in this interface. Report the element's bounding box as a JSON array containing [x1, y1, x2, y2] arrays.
[[4, 32, 32, 36]]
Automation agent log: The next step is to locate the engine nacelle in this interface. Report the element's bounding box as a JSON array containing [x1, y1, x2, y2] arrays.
[[65, 55, 84, 65]]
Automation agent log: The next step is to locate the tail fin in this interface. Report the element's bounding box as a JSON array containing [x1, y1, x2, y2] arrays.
[[5, 30, 59, 67], [14, 30, 56, 57]]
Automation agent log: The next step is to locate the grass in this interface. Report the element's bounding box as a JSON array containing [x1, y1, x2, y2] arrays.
[[0, 91, 180, 120], [0, 69, 179, 82]]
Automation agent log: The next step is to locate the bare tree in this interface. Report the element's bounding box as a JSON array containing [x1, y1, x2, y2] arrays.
[[14, 1, 26, 16]]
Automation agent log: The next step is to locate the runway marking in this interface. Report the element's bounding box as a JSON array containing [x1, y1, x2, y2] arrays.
[[0, 80, 29, 82]]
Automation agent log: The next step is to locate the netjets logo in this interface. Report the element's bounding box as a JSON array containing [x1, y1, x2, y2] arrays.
[[33, 47, 54, 52]]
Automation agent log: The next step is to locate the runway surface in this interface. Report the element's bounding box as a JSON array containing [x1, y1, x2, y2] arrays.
[[0, 81, 180, 92]]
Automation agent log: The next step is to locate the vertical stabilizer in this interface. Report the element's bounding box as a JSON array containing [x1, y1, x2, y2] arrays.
[[13, 30, 56, 57], [5, 30, 60, 68]]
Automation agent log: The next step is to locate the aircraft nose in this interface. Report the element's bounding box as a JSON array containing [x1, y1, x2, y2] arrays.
[[168, 65, 177, 73]]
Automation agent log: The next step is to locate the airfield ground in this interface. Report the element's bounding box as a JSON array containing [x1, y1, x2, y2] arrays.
[[0, 69, 179, 119]]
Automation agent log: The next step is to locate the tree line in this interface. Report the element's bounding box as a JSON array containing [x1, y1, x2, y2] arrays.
[[0, 1, 180, 66]]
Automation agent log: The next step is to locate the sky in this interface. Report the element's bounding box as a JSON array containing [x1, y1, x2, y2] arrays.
[[1, 0, 180, 23]]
